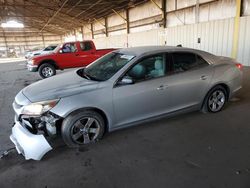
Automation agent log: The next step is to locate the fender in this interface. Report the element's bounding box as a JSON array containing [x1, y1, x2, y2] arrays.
[[38, 59, 59, 69]]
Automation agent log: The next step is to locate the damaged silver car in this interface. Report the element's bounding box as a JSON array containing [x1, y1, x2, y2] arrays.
[[11, 46, 243, 160]]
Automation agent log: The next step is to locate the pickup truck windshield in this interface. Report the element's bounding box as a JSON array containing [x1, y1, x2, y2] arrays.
[[44, 45, 57, 51], [83, 52, 135, 81]]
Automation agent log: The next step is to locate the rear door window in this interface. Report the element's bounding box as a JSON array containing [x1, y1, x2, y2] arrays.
[[171, 52, 208, 73], [80, 42, 93, 51]]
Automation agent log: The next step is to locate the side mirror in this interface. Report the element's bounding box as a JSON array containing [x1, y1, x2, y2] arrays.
[[118, 77, 134, 85], [59, 49, 63, 53]]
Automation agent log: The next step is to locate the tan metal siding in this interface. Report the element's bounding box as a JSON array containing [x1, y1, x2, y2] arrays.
[[238, 16, 250, 66], [166, 18, 234, 58]]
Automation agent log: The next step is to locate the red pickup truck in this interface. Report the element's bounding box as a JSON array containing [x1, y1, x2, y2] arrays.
[[27, 40, 116, 78]]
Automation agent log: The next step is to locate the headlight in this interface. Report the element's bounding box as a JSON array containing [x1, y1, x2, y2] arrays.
[[27, 59, 34, 65], [21, 99, 59, 116]]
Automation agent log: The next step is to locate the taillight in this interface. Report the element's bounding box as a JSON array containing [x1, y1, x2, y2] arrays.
[[236, 63, 243, 70]]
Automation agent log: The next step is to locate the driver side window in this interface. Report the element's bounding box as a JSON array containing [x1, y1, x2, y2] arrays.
[[62, 43, 77, 53], [125, 54, 166, 82]]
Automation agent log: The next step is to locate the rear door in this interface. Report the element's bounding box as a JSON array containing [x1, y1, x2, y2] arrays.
[[166, 52, 214, 111], [78, 41, 98, 66]]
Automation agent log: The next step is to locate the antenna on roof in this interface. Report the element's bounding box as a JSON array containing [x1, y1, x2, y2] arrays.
[[176, 44, 182, 47]]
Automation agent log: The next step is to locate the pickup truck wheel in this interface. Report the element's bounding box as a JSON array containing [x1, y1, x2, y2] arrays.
[[61, 110, 105, 148], [38, 63, 56, 79]]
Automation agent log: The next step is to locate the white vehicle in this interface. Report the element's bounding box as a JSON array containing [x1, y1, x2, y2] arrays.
[[25, 45, 58, 59]]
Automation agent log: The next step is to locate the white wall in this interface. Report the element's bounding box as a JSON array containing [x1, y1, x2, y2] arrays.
[[92, 28, 166, 49], [93, 16, 250, 66], [238, 16, 250, 66], [63, 0, 250, 66], [166, 16, 250, 66], [166, 18, 234, 57]]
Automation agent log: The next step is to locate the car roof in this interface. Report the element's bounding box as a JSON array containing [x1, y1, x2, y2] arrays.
[[117, 46, 215, 57]]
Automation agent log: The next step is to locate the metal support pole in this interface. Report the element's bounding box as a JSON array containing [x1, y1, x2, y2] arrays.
[[81, 26, 84, 41], [91, 23, 94, 39], [42, 33, 45, 47], [104, 17, 108, 37], [126, 9, 130, 34], [74, 29, 77, 41], [162, 0, 166, 28], [2, 30, 8, 56], [195, 0, 200, 23], [231, 0, 242, 59], [150, 0, 165, 25]]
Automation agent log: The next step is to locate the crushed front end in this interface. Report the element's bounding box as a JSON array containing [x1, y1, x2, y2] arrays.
[[10, 91, 61, 160]]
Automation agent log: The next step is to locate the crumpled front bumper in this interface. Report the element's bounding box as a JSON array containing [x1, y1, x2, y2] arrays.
[[10, 121, 52, 160]]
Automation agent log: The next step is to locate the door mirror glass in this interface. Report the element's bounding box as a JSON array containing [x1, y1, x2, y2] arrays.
[[118, 77, 134, 85]]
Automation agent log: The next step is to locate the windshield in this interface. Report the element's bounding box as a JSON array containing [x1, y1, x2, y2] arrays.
[[82, 52, 135, 81], [44, 45, 57, 51]]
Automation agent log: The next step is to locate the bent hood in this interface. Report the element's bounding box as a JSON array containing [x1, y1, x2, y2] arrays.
[[22, 70, 99, 102]]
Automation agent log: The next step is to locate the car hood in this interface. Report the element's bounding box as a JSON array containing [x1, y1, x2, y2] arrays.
[[32, 52, 56, 59], [22, 70, 99, 102], [31, 50, 42, 54]]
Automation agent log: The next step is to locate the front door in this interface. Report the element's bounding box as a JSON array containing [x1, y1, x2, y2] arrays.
[[57, 42, 81, 68], [113, 53, 172, 127]]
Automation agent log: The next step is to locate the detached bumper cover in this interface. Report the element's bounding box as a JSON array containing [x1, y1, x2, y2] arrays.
[[10, 122, 52, 160]]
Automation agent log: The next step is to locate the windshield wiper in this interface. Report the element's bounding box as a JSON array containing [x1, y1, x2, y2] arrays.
[[82, 69, 102, 81], [80, 69, 90, 80], [86, 73, 103, 81]]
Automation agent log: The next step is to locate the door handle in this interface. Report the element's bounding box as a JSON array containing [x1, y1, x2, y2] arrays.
[[75, 54, 80, 56], [157, 85, 168, 90], [200, 75, 208, 80]]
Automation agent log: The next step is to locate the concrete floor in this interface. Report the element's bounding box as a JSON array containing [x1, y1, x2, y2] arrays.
[[0, 61, 250, 188]]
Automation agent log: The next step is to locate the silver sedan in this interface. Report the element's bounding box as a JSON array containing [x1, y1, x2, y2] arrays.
[[11, 46, 243, 160]]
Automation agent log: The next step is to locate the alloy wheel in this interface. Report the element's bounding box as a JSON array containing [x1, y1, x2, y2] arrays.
[[70, 117, 101, 145], [208, 90, 226, 112], [42, 67, 53, 77]]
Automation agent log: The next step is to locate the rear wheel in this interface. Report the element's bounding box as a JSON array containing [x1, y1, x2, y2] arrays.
[[61, 110, 105, 148], [38, 63, 56, 79], [202, 86, 227, 113]]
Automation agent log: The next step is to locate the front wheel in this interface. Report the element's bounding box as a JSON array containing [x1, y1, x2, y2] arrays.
[[38, 63, 56, 79], [61, 110, 105, 148], [202, 86, 227, 113]]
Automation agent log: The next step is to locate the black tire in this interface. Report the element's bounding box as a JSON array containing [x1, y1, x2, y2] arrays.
[[38, 63, 56, 79], [61, 110, 105, 148], [202, 85, 227, 113]]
